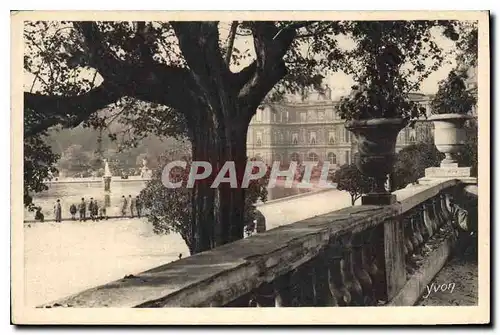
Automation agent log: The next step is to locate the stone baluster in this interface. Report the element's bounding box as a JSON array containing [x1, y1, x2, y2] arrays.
[[432, 197, 445, 229], [340, 234, 364, 306], [248, 282, 276, 307], [273, 273, 292, 307], [365, 227, 386, 302], [440, 193, 453, 224], [403, 216, 414, 260], [410, 210, 424, 248], [414, 207, 429, 244], [422, 202, 436, 237], [352, 232, 374, 305], [325, 239, 351, 306]]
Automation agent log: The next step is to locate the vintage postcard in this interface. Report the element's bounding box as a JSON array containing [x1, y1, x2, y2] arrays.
[[11, 10, 490, 325]]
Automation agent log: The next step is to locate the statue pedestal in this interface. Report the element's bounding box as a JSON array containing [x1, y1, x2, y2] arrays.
[[419, 164, 477, 185], [104, 176, 111, 192]]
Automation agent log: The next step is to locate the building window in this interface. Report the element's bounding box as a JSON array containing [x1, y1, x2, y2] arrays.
[[345, 151, 350, 165], [327, 152, 337, 165], [256, 131, 262, 146], [344, 128, 350, 143], [397, 131, 404, 144], [328, 131, 335, 145], [317, 109, 325, 121], [308, 152, 319, 162], [256, 109, 262, 122], [409, 128, 417, 143], [309, 131, 317, 145], [308, 110, 317, 121], [300, 112, 307, 123], [292, 133, 299, 145], [290, 152, 300, 162]]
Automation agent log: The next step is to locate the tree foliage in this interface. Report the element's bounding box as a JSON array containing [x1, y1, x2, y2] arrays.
[[337, 21, 460, 121], [430, 69, 476, 115], [139, 149, 270, 254], [392, 143, 444, 190], [332, 164, 375, 205]]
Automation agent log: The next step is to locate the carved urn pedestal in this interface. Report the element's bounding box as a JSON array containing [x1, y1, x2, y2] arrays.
[[419, 114, 477, 185], [345, 118, 407, 205]]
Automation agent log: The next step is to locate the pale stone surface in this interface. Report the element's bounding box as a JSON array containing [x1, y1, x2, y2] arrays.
[[425, 166, 471, 178]]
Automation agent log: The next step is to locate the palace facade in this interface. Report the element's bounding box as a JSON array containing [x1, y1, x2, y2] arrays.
[[247, 89, 434, 168]]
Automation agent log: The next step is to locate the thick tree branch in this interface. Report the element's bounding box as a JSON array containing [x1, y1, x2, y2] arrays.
[[73, 22, 123, 82], [171, 21, 231, 81], [24, 83, 122, 137], [236, 22, 297, 114], [225, 21, 239, 66]]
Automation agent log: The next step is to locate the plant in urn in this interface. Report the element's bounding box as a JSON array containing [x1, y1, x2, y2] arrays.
[[335, 21, 453, 204]]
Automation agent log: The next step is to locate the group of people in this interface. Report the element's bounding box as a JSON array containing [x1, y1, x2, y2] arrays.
[[69, 198, 107, 222], [33, 195, 144, 223], [120, 195, 143, 218]]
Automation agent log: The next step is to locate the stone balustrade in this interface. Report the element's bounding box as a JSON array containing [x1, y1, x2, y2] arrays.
[[39, 179, 476, 308]]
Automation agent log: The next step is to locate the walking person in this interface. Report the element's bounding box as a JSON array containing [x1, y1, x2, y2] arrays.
[[69, 204, 77, 220], [79, 198, 86, 222], [89, 198, 95, 221], [93, 200, 99, 221], [135, 196, 142, 218], [129, 195, 135, 218], [120, 195, 128, 217], [99, 206, 108, 220], [449, 196, 474, 257], [34, 207, 44, 223], [54, 199, 62, 223]]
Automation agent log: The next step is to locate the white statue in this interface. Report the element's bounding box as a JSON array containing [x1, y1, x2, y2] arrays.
[[103, 159, 112, 177], [140, 158, 152, 179]]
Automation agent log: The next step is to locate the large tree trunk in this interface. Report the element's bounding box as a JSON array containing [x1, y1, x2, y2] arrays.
[[189, 105, 250, 253], [189, 112, 217, 254], [217, 122, 249, 245]]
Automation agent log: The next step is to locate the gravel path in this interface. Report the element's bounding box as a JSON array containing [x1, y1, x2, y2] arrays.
[[417, 248, 478, 306]]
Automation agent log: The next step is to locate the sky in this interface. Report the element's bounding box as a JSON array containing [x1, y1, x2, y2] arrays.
[[24, 21, 461, 99]]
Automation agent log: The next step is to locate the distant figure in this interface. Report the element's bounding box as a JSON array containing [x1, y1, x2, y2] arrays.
[[34, 207, 44, 222], [89, 198, 95, 221], [54, 199, 62, 223], [79, 198, 86, 222], [245, 208, 266, 237], [449, 196, 473, 255], [129, 195, 135, 218], [121, 195, 128, 217], [92, 200, 99, 221], [135, 196, 142, 218], [69, 204, 77, 220], [178, 253, 182, 260], [99, 206, 108, 220], [254, 209, 267, 233]]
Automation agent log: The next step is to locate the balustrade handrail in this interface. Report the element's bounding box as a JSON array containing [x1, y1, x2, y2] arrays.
[[39, 179, 465, 308]]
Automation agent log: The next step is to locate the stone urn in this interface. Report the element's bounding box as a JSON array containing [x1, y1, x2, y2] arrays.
[[428, 113, 472, 166], [345, 118, 407, 205]]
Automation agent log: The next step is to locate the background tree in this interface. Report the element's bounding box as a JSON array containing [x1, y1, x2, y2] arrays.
[[57, 144, 92, 175], [332, 164, 375, 205], [392, 143, 444, 190], [139, 149, 269, 254], [24, 20, 463, 253], [24, 135, 59, 209]]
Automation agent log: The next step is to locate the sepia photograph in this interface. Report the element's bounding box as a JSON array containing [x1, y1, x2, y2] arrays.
[[11, 10, 490, 325]]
